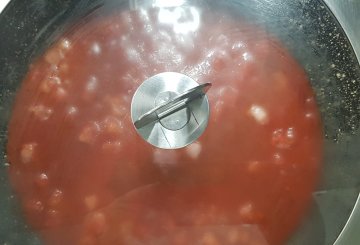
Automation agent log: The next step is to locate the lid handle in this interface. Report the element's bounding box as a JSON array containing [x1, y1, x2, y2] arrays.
[[134, 82, 212, 129]]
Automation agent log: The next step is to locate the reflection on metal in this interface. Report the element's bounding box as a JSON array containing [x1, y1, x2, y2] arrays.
[[129, 0, 200, 34], [129, 0, 187, 10], [158, 6, 200, 34], [153, 0, 186, 8], [131, 72, 211, 149], [0, 1, 8, 13], [323, 1, 360, 244]]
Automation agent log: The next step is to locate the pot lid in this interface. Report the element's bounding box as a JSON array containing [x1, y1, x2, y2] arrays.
[[0, 1, 360, 245]]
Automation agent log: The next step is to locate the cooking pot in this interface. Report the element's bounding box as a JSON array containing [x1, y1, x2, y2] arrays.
[[0, 0, 359, 244]]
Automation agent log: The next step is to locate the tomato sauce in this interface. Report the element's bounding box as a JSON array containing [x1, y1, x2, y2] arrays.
[[7, 6, 322, 245]]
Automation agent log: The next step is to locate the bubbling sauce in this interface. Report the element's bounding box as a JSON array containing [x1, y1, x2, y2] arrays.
[[7, 6, 322, 245]]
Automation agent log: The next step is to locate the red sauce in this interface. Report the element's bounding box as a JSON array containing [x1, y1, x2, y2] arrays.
[[7, 6, 322, 245]]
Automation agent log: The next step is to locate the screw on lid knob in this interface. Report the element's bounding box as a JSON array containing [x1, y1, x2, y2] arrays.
[[131, 72, 211, 149]]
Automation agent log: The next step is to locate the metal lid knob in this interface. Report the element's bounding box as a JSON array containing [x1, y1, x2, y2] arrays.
[[131, 72, 211, 149]]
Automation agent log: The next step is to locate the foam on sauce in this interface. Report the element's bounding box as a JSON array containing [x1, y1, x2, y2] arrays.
[[7, 7, 322, 245]]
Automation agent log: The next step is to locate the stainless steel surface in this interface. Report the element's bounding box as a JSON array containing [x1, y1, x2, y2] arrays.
[[131, 72, 210, 149], [0, 1, 9, 13], [1, 0, 360, 244], [323, 1, 360, 244]]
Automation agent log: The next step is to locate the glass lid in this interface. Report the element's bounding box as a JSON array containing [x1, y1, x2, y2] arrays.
[[0, 1, 359, 245]]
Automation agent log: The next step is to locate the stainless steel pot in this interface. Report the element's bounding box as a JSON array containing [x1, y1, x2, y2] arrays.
[[322, 2, 360, 244], [0, 0, 359, 244]]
